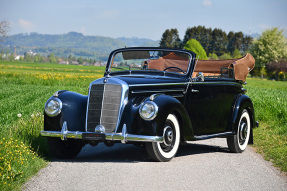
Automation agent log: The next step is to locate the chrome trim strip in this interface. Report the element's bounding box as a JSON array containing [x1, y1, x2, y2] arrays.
[[131, 88, 185, 94], [171, 94, 184, 98], [191, 81, 240, 85], [129, 81, 240, 87], [194, 132, 234, 140], [129, 82, 188, 87]]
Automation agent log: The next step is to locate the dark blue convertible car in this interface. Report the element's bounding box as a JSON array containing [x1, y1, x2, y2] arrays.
[[41, 47, 258, 162]]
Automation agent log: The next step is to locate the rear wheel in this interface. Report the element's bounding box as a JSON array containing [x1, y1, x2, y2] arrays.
[[227, 109, 251, 153], [47, 138, 83, 159], [146, 114, 180, 162]]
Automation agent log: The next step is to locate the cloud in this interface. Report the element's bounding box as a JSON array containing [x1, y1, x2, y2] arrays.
[[18, 19, 35, 32], [203, 0, 212, 6]]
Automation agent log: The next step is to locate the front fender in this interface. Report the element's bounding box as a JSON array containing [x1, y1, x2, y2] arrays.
[[44, 91, 87, 132], [119, 94, 194, 141]]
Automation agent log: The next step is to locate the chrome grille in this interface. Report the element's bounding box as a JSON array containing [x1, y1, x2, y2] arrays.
[[87, 83, 122, 133]]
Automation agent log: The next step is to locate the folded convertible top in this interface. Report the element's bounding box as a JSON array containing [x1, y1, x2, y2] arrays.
[[196, 53, 255, 81]]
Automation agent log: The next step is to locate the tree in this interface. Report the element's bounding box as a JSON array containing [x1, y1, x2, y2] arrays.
[[77, 57, 83, 65], [251, 27, 287, 66], [210, 28, 228, 56], [183, 26, 212, 54], [159, 28, 182, 48], [250, 27, 287, 77], [48, 53, 57, 63], [24, 52, 32, 62], [0, 20, 10, 43], [227, 31, 252, 54], [184, 39, 208, 60]]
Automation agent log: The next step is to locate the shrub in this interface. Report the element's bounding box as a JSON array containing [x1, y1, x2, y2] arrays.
[[184, 39, 208, 60]]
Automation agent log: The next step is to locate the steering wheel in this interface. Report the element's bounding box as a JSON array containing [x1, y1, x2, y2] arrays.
[[163, 67, 185, 74]]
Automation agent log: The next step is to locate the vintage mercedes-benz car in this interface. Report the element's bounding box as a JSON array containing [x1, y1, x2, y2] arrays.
[[41, 47, 258, 162]]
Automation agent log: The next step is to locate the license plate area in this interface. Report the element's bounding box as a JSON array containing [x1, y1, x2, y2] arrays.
[[82, 133, 106, 141]]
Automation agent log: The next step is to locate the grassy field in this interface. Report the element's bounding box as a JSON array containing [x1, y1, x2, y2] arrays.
[[245, 78, 287, 172], [0, 62, 104, 190], [0, 61, 286, 190]]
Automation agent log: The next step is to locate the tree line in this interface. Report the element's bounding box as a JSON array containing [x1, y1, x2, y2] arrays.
[[159, 25, 252, 57], [159, 26, 287, 80]]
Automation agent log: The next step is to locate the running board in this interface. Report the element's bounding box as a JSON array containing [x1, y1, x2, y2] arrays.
[[194, 132, 234, 140]]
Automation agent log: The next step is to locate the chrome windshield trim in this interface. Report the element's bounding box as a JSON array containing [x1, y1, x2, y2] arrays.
[[107, 48, 194, 78]]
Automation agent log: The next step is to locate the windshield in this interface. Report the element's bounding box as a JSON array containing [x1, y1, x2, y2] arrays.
[[109, 50, 191, 75]]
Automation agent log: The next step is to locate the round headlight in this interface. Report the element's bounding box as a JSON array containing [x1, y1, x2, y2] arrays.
[[44, 97, 62, 117], [139, 101, 158, 120]]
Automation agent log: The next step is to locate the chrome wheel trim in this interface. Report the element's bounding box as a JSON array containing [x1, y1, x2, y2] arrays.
[[237, 111, 250, 151], [157, 114, 180, 159]]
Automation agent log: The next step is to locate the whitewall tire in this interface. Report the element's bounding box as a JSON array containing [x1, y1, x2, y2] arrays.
[[146, 114, 180, 162], [227, 109, 251, 153]]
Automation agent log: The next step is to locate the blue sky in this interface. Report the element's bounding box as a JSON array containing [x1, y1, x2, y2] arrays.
[[0, 0, 286, 40]]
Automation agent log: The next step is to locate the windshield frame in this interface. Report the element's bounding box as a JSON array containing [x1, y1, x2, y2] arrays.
[[105, 47, 195, 78]]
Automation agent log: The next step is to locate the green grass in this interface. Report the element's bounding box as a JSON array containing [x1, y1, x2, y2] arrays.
[[0, 62, 286, 190], [0, 61, 103, 190], [245, 78, 287, 172]]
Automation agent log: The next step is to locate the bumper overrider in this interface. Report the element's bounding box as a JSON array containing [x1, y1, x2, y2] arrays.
[[41, 121, 164, 144]]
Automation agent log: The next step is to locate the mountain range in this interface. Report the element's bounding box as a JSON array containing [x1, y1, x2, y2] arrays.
[[1, 32, 160, 61]]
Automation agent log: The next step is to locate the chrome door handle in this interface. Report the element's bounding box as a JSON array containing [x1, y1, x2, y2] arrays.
[[192, 89, 199, 93]]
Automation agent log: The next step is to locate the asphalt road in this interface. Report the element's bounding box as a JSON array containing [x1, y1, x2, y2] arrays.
[[23, 138, 287, 191]]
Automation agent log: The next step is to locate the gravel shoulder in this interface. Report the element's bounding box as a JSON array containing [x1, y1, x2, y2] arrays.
[[23, 138, 287, 191]]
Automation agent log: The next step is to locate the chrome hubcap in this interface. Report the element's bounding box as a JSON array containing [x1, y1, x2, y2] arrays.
[[239, 121, 247, 142], [163, 126, 174, 146]]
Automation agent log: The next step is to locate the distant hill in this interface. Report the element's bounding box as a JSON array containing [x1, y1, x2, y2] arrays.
[[1, 32, 159, 61]]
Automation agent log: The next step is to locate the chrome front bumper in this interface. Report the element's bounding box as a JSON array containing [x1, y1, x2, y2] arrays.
[[41, 122, 163, 144]]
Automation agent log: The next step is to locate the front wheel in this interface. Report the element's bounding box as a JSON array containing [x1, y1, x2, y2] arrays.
[[47, 138, 84, 159], [227, 109, 251, 153], [146, 114, 180, 162]]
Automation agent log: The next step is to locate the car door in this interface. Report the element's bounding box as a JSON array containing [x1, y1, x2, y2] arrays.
[[185, 80, 229, 135]]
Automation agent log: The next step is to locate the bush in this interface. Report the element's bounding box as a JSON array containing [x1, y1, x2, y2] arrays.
[[184, 39, 208, 60], [219, 53, 232, 60], [208, 53, 218, 60]]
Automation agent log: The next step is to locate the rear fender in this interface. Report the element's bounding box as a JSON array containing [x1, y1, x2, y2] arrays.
[[231, 94, 255, 144]]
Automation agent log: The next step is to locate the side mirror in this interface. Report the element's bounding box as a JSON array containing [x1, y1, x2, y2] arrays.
[[196, 72, 204, 82]]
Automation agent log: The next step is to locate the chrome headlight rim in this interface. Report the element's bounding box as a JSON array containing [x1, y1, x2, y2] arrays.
[[139, 101, 158, 121], [44, 97, 62, 117]]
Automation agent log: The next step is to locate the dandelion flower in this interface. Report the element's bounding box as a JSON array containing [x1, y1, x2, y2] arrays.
[[17, 113, 22, 118]]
